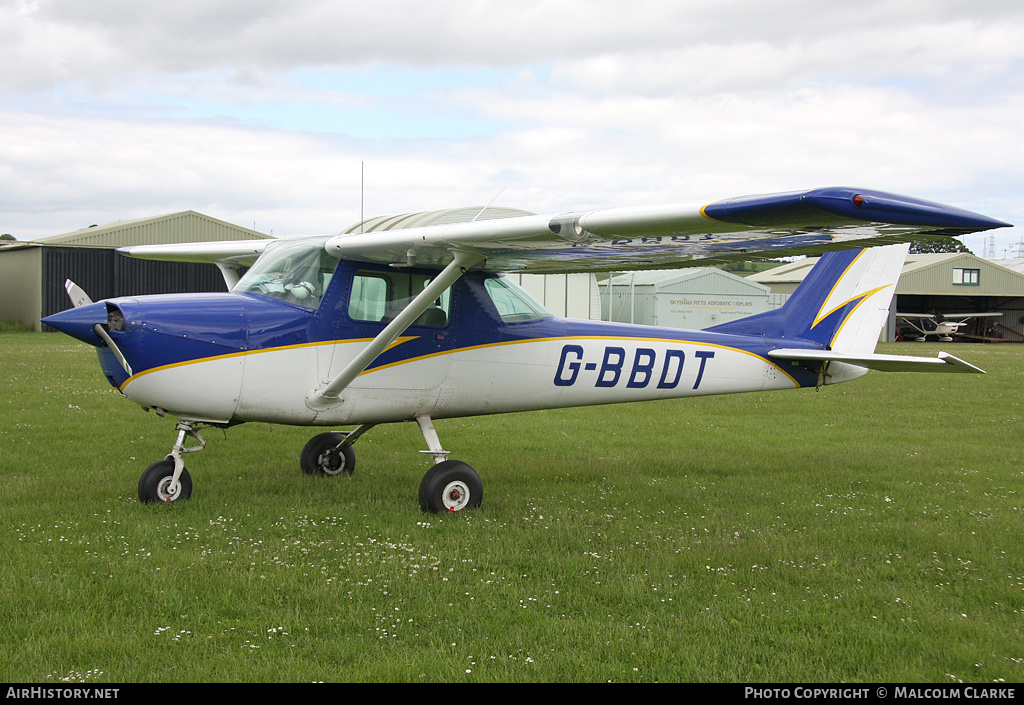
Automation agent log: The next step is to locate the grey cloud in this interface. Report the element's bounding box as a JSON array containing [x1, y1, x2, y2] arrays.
[[11, 0, 1024, 85]]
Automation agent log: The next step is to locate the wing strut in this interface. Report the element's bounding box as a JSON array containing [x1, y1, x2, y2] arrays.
[[305, 250, 484, 412]]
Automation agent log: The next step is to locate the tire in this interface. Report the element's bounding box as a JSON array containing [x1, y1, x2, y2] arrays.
[[418, 460, 483, 513], [138, 459, 193, 503], [300, 432, 356, 476]]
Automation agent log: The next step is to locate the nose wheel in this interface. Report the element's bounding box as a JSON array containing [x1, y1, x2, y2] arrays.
[[138, 459, 193, 503], [138, 421, 204, 503]]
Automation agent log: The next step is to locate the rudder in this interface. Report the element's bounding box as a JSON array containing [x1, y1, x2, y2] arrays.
[[707, 243, 908, 353]]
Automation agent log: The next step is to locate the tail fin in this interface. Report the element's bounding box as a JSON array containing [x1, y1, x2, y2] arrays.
[[708, 243, 908, 353]]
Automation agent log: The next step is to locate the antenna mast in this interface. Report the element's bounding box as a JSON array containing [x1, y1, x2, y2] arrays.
[[471, 188, 505, 223]]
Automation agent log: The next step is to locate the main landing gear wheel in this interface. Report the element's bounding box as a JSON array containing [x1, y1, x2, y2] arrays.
[[138, 459, 193, 503], [300, 432, 356, 476], [419, 460, 483, 514]]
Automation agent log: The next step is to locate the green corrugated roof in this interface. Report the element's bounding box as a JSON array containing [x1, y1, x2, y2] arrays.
[[748, 252, 1024, 296], [35, 211, 274, 248]]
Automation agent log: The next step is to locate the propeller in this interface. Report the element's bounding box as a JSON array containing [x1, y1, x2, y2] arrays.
[[64, 279, 93, 308]]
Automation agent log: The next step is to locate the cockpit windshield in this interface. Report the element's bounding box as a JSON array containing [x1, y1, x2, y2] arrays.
[[233, 237, 336, 308], [484, 275, 551, 322]]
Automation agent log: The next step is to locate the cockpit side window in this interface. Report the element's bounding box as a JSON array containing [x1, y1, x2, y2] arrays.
[[233, 238, 336, 309], [349, 270, 451, 327], [483, 275, 551, 322]]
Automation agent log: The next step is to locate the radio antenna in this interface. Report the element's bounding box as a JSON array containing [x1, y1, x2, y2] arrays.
[[471, 188, 505, 223], [360, 161, 365, 233]]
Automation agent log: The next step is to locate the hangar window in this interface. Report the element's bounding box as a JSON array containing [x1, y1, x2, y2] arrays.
[[953, 268, 980, 286]]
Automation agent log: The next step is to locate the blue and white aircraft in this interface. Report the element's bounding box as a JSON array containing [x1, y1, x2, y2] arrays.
[[42, 187, 1010, 512]]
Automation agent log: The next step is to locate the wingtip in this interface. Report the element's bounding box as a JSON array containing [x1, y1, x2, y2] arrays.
[[938, 351, 986, 374], [701, 187, 1011, 233]]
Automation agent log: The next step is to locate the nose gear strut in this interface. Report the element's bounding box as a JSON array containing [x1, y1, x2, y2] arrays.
[[137, 421, 206, 503]]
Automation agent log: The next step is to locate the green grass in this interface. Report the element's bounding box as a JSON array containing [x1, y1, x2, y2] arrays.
[[1, 332, 1022, 683], [0, 320, 33, 333]]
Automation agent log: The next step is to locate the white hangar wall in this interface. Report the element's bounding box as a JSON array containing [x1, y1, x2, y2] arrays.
[[599, 268, 774, 329], [507, 272, 601, 320]]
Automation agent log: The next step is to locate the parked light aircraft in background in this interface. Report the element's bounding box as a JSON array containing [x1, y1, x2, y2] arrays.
[[43, 187, 1010, 512], [896, 312, 1003, 342]]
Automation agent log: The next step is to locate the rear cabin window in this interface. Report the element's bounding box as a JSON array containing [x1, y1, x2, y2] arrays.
[[349, 270, 451, 327]]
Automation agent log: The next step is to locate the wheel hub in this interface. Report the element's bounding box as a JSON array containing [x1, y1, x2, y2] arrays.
[[156, 476, 181, 502], [318, 449, 345, 475], [442, 481, 471, 512]]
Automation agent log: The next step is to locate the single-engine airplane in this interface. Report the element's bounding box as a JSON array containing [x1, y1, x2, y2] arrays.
[[896, 312, 1003, 342], [42, 187, 1010, 512]]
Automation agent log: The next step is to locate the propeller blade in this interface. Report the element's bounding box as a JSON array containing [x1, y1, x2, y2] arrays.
[[65, 279, 93, 308]]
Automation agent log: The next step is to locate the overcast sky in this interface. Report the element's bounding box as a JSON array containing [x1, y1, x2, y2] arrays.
[[3, 0, 1022, 255]]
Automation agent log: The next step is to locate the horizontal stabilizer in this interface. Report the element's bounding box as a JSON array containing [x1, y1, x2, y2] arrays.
[[768, 348, 985, 374]]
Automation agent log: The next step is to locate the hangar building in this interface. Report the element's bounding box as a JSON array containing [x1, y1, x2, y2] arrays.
[[599, 268, 780, 329], [0, 211, 273, 331], [749, 252, 1024, 342]]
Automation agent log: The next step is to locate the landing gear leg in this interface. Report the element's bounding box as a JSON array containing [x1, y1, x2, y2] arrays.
[[415, 415, 482, 514], [416, 415, 451, 465], [138, 421, 205, 503]]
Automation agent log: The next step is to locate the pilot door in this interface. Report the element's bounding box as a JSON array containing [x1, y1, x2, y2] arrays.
[[315, 262, 458, 419]]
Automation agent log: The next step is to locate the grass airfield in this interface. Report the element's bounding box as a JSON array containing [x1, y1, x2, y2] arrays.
[[1, 331, 1022, 683]]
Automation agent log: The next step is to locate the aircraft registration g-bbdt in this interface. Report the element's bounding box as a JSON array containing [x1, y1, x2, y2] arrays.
[[43, 187, 1011, 513]]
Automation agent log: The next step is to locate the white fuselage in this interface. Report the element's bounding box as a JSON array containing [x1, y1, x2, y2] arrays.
[[117, 332, 817, 427]]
